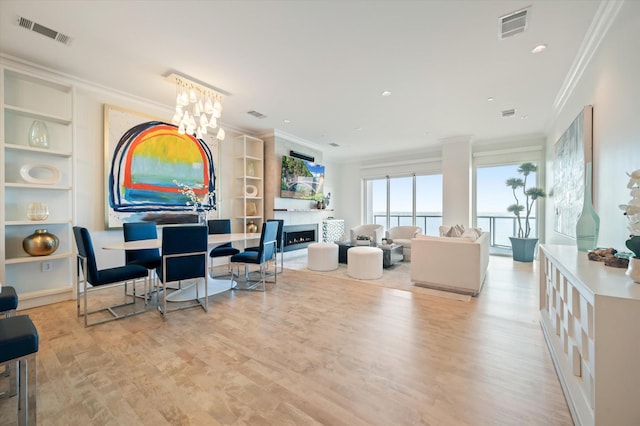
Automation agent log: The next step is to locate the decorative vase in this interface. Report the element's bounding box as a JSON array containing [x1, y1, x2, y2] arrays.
[[26, 202, 49, 221], [198, 211, 208, 226], [28, 120, 50, 149], [247, 162, 255, 177], [509, 237, 538, 262], [22, 229, 59, 256], [576, 162, 600, 252], [247, 221, 258, 233], [626, 257, 640, 283]]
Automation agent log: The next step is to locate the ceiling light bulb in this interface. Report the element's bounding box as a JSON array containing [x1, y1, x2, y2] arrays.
[[381, 90, 391, 96], [208, 116, 217, 129], [216, 127, 225, 140], [171, 111, 182, 125], [212, 109, 221, 119], [487, 97, 494, 102], [189, 87, 197, 103], [200, 114, 209, 128], [178, 122, 186, 134], [179, 89, 189, 107], [531, 44, 547, 54], [213, 100, 222, 113]]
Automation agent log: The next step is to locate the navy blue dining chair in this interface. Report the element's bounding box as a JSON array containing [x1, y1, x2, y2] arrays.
[[207, 219, 239, 276], [123, 222, 162, 296], [245, 219, 284, 274], [155, 225, 208, 318], [230, 220, 279, 291], [73, 226, 149, 327]]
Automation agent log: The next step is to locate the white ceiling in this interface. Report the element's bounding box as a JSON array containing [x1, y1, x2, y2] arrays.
[[0, 0, 604, 161]]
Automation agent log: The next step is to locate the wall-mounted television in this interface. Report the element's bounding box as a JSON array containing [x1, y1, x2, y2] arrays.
[[280, 154, 325, 200]]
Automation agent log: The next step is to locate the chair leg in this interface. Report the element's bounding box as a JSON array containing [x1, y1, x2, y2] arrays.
[[18, 354, 37, 426]]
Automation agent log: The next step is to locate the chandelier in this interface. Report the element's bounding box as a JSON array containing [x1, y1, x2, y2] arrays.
[[166, 72, 226, 141]]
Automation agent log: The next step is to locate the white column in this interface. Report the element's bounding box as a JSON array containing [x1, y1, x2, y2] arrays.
[[441, 135, 472, 227]]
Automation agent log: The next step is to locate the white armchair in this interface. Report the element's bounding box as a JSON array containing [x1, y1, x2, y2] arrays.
[[385, 226, 422, 260], [349, 224, 384, 245]]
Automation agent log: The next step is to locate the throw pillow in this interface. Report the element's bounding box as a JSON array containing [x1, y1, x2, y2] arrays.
[[446, 224, 465, 237], [461, 229, 478, 241], [439, 226, 450, 237]]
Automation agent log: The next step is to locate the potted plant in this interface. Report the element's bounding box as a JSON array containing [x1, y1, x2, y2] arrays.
[[506, 162, 546, 262], [619, 169, 640, 282]]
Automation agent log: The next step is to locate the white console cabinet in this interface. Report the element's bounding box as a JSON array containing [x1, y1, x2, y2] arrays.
[[1, 62, 75, 309], [539, 245, 640, 426]]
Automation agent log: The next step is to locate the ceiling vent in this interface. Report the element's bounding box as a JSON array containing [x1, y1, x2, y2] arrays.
[[501, 109, 516, 118], [499, 7, 529, 39], [329, 142, 340, 147], [16, 16, 72, 45], [247, 110, 267, 119]]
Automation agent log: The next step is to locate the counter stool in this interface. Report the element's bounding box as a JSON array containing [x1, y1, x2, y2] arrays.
[[0, 286, 18, 318], [347, 247, 383, 279], [0, 315, 39, 425], [307, 242, 339, 271]]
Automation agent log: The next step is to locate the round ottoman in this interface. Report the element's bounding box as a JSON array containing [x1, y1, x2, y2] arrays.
[[347, 247, 383, 279], [307, 242, 339, 271]]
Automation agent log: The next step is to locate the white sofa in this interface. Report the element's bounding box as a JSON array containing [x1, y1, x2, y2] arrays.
[[410, 232, 489, 296], [385, 226, 422, 260], [349, 224, 384, 245]]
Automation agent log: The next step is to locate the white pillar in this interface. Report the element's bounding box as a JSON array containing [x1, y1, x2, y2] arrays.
[[441, 135, 472, 227]]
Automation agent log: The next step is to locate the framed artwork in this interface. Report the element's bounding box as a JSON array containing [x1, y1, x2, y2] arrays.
[[104, 104, 219, 229], [552, 105, 593, 238]]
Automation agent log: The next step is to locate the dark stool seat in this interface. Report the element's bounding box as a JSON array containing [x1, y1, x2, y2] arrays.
[[0, 286, 18, 317], [0, 315, 39, 425]]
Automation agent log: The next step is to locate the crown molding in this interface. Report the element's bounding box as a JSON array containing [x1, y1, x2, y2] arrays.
[[552, 0, 624, 116]]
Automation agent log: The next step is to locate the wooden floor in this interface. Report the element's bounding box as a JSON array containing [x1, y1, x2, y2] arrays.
[[0, 255, 572, 425]]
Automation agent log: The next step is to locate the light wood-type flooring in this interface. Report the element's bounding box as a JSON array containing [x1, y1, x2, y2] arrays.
[[0, 255, 572, 425]]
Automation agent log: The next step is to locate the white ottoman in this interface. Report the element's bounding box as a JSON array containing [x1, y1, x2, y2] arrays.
[[347, 247, 383, 279], [307, 242, 339, 271]]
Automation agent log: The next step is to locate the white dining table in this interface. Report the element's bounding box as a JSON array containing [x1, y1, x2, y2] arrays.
[[103, 232, 261, 301]]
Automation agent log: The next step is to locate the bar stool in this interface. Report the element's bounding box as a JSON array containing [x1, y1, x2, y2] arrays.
[[0, 315, 39, 425], [0, 285, 18, 318]]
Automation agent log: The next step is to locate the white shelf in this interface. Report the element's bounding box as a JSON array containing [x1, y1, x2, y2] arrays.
[[233, 135, 264, 233], [1, 63, 76, 308]]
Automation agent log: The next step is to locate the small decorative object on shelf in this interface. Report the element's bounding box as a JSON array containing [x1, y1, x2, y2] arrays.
[[19, 163, 61, 185], [247, 221, 258, 233], [28, 120, 50, 149], [22, 229, 59, 256], [246, 202, 257, 216], [245, 185, 258, 197], [26, 202, 49, 221], [247, 162, 255, 177]]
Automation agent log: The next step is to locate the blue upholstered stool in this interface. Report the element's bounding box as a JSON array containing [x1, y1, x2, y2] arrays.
[[0, 315, 39, 425], [0, 286, 18, 318]]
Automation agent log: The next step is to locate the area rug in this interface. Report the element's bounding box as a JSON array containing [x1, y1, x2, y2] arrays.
[[289, 261, 471, 303]]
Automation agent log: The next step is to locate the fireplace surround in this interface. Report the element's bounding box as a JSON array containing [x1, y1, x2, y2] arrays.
[[282, 224, 318, 252]]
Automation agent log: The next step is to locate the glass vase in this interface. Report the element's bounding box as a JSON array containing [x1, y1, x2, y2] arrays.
[[28, 120, 50, 149], [576, 162, 600, 252], [26, 202, 49, 221]]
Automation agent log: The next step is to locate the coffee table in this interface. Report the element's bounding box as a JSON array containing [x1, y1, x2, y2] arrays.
[[378, 243, 403, 268], [338, 241, 402, 268]]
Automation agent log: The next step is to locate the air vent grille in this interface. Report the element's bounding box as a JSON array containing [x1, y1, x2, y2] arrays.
[[247, 110, 267, 119], [329, 142, 340, 147], [15, 16, 72, 45], [499, 8, 529, 39], [502, 109, 516, 118]]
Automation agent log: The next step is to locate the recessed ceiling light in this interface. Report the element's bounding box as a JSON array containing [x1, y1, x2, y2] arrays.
[[521, 115, 528, 119], [283, 119, 291, 124], [487, 97, 494, 102], [355, 127, 363, 131], [531, 44, 547, 53], [381, 90, 391, 97]]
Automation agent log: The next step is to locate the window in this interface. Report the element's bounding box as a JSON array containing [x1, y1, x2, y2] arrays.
[[365, 174, 442, 235]]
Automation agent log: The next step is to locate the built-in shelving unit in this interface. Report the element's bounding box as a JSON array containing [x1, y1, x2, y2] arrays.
[[233, 135, 264, 233], [539, 244, 640, 426], [1, 64, 76, 309]]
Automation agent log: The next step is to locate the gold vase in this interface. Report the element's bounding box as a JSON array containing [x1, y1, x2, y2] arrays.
[[23, 229, 59, 256], [247, 221, 258, 233]]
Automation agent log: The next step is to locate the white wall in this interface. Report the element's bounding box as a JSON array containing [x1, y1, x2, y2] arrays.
[[545, 0, 640, 251]]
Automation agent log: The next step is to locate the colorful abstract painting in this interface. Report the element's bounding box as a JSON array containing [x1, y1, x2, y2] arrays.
[[105, 105, 218, 228]]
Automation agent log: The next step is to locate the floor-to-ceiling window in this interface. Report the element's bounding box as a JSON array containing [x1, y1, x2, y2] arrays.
[[474, 155, 543, 254], [366, 173, 442, 234]]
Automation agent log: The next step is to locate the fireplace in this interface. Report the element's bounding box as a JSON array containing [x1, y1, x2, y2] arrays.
[[282, 224, 318, 252]]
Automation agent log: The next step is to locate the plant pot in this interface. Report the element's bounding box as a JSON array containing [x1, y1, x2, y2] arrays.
[[509, 237, 538, 262], [626, 257, 640, 283]]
